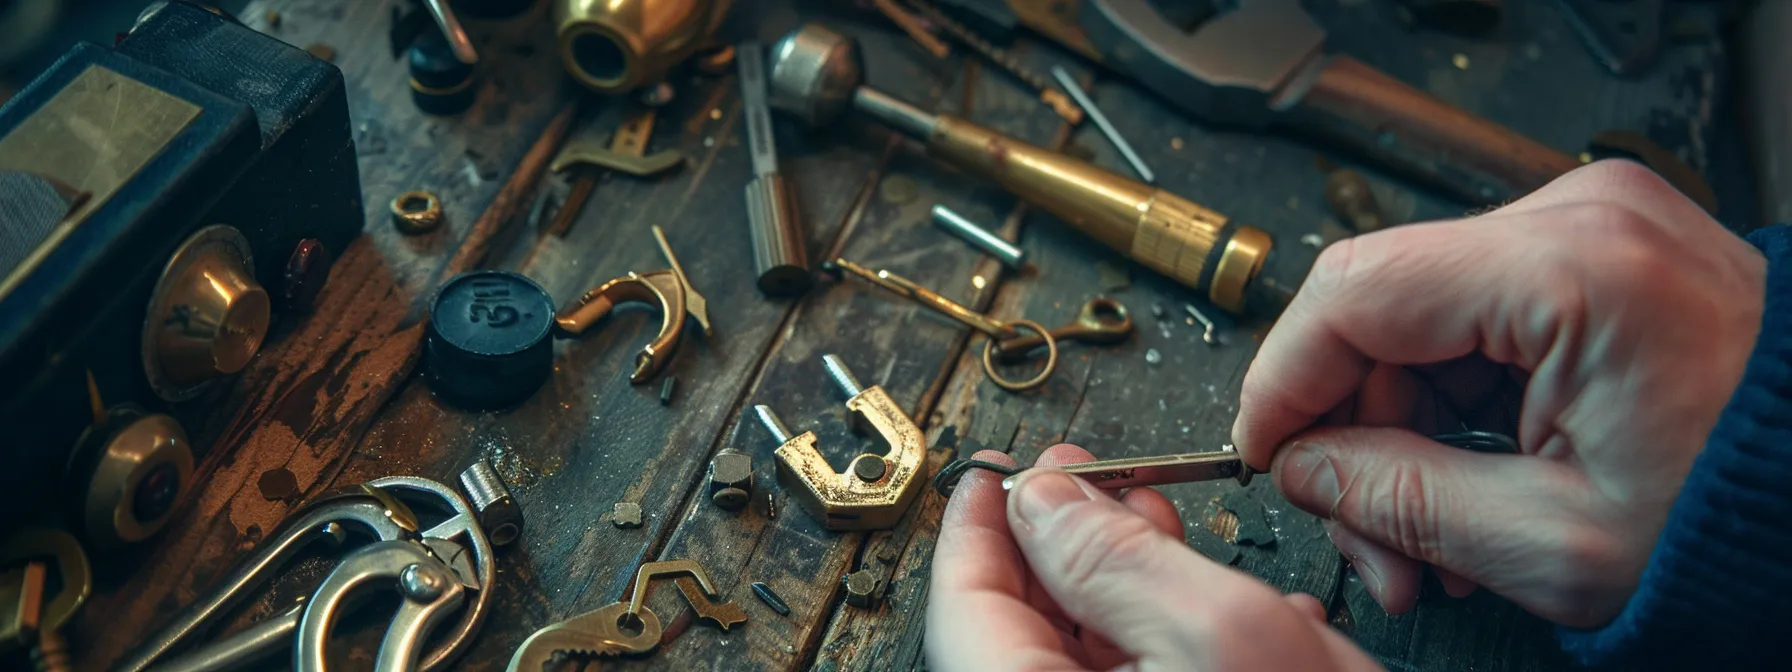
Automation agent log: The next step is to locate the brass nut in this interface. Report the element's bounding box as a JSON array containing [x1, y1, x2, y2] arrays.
[[390, 191, 444, 234], [842, 569, 885, 608]]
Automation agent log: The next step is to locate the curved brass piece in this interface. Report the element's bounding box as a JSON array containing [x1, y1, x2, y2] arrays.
[[552, 0, 734, 93], [774, 385, 927, 531], [626, 559, 719, 615], [0, 529, 90, 636], [140, 225, 270, 401], [390, 191, 444, 235], [505, 603, 662, 669], [991, 298, 1133, 363], [979, 319, 1058, 392], [555, 270, 688, 383]]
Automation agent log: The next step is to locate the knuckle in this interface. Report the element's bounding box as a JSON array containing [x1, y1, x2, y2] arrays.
[[1304, 236, 1361, 296], [1578, 157, 1669, 191], [1360, 461, 1449, 563]]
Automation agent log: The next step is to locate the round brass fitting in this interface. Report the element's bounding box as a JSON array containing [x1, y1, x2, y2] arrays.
[[141, 225, 270, 401], [391, 190, 444, 234], [73, 407, 194, 549], [552, 0, 733, 93], [1209, 226, 1273, 314]]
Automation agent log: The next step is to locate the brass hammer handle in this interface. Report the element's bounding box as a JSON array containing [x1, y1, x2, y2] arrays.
[[923, 115, 1271, 313], [1288, 56, 1583, 204]]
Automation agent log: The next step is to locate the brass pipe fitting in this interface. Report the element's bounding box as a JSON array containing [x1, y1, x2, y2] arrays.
[[552, 0, 734, 93]]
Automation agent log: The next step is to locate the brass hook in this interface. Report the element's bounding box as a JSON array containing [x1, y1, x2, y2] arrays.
[[554, 270, 687, 384]]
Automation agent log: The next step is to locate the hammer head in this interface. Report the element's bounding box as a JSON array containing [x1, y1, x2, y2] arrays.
[[769, 23, 864, 126]]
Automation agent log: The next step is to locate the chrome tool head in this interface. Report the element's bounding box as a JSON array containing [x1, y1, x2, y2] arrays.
[[768, 23, 864, 126]]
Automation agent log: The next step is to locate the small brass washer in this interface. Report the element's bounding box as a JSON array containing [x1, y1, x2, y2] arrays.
[[981, 319, 1057, 392], [391, 190, 444, 234]]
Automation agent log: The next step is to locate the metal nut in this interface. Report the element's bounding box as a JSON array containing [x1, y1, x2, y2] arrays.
[[390, 190, 443, 234], [708, 451, 754, 511], [458, 459, 523, 546], [842, 569, 885, 609]]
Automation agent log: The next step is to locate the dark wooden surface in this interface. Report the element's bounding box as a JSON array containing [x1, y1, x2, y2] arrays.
[[74, 0, 1737, 670]]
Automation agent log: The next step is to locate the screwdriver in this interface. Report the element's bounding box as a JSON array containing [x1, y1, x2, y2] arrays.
[[930, 432, 1518, 496], [767, 23, 1278, 315]]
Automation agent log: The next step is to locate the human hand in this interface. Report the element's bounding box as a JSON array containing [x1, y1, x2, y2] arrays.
[[1233, 160, 1768, 627], [926, 444, 1381, 671]]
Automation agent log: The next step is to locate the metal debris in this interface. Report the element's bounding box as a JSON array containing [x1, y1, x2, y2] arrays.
[[660, 376, 677, 406], [1145, 348, 1162, 365], [265, 10, 281, 27], [766, 492, 777, 520], [752, 582, 792, 616], [1452, 53, 1471, 70], [1300, 233, 1325, 248], [612, 502, 643, 529], [305, 43, 336, 62]]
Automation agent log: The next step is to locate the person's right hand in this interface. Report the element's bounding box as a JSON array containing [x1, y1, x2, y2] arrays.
[[1232, 160, 1768, 628]]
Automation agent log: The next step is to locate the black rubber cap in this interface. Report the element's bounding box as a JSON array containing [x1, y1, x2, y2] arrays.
[[426, 271, 556, 410], [409, 28, 476, 115]]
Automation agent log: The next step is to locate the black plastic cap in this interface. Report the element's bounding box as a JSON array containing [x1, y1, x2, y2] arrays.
[[426, 271, 556, 410]]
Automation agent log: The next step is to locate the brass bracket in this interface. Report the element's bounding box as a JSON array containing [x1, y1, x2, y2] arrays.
[[766, 356, 928, 531], [555, 270, 687, 384]]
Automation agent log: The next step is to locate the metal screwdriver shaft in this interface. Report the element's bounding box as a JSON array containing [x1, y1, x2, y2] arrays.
[[1051, 66, 1154, 184]]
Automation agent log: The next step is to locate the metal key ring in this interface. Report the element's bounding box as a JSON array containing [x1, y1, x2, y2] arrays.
[[980, 319, 1057, 392]]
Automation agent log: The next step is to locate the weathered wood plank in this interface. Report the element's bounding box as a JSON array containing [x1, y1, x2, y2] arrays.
[[632, 16, 1077, 672], [80, 0, 576, 667]]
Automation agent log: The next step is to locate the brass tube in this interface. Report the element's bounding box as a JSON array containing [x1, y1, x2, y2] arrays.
[[552, 0, 733, 93]]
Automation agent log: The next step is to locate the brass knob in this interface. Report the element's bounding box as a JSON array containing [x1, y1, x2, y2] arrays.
[[141, 225, 270, 401], [73, 407, 194, 549]]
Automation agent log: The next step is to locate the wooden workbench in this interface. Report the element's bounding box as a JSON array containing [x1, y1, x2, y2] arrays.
[[77, 0, 1740, 669]]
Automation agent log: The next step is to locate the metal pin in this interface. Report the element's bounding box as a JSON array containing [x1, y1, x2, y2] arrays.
[[1184, 303, 1221, 346], [932, 205, 1025, 270], [751, 581, 791, 616], [660, 376, 677, 406], [1051, 66, 1154, 184], [754, 405, 794, 444], [458, 459, 523, 546], [422, 0, 478, 64], [766, 492, 777, 520], [822, 354, 864, 397]]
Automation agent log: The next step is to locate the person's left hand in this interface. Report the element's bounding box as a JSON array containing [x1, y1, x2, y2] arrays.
[[926, 444, 1382, 671]]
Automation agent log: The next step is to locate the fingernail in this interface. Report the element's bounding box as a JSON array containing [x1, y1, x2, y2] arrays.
[[1280, 442, 1341, 515], [1011, 470, 1097, 530]]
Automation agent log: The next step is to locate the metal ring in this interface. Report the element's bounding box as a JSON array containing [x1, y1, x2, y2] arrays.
[[390, 191, 444, 234], [980, 319, 1057, 392]]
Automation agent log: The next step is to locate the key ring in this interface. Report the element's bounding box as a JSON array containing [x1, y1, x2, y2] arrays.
[[980, 318, 1057, 391]]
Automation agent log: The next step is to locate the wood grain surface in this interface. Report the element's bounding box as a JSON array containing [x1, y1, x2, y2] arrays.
[[73, 0, 1732, 670]]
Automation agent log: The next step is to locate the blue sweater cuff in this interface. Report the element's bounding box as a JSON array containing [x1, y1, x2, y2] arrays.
[[1557, 224, 1792, 668]]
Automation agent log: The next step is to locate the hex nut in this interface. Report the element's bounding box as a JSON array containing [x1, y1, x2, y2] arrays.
[[708, 452, 754, 511]]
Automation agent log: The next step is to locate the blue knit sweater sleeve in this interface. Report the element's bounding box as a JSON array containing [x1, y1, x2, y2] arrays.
[[1557, 224, 1792, 668]]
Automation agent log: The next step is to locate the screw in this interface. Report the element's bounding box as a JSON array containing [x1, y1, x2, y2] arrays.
[[1184, 304, 1222, 347], [400, 563, 447, 601], [822, 355, 864, 397], [709, 446, 754, 511], [754, 405, 794, 444], [852, 455, 887, 483]]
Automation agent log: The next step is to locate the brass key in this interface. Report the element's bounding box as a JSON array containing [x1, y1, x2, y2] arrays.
[[990, 298, 1133, 363]]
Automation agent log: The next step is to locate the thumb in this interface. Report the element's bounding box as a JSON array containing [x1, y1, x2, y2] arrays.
[[1271, 426, 1613, 622], [1006, 470, 1335, 669]]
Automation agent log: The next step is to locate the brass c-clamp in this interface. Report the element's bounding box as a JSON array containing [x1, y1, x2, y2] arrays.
[[754, 355, 927, 530], [554, 226, 712, 384]]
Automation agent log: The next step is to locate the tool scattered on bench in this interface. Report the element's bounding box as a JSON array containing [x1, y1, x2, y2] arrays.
[[825, 259, 1132, 391], [770, 24, 1278, 316], [932, 432, 1520, 496], [546, 107, 684, 238], [0, 529, 89, 672], [1002, 0, 1581, 204], [754, 355, 929, 530], [507, 559, 743, 668], [904, 0, 1085, 125], [739, 40, 814, 297], [115, 477, 496, 672], [554, 227, 711, 385], [1050, 65, 1153, 183]]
